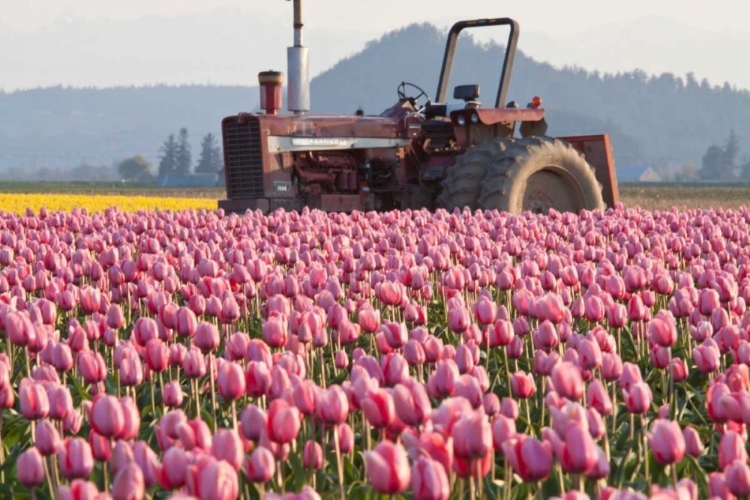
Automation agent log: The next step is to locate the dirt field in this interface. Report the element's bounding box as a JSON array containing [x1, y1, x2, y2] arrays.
[[0, 182, 747, 212], [618, 185, 750, 211]]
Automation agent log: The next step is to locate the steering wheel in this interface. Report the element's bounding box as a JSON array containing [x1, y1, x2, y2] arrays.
[[397, 81, 431, 113]]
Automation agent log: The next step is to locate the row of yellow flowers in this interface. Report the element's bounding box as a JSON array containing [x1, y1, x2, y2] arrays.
[[0, 194, 217, 215]]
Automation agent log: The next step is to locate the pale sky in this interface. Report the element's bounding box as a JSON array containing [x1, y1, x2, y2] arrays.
[[2, 0, 749, 91]]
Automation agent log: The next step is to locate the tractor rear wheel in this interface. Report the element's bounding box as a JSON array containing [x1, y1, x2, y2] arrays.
[[435, 137, 512, 212], [478, 136, 605, 214]]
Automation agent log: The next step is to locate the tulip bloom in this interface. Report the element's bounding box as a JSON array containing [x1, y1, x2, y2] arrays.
[[245, 446, 276, 483], [364, 440, 411, 494], [58, 437, 95, 480], [550, 362, 584, 401], [411, 456, 450, 500], [111, 463, 145, 500], [90, 395, 125, 439], [501, 435, 553, 482], [648, 419, 686, 465], [17, 447, 45, 487], [510, 371, 536, 399]]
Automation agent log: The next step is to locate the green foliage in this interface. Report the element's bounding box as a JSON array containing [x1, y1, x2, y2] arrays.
[[700, 129, 741, 180], [116, 155, 153, 182], [195, 133, 223, 174], [158, 133, 179, 177], [176, 127, 192, 174]]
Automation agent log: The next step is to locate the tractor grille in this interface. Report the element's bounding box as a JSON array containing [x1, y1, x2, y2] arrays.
[[223, 117, 264, 199]]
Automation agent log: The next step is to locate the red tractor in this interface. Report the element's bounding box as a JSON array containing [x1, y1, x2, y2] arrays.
[[218, 1, 618, 215]]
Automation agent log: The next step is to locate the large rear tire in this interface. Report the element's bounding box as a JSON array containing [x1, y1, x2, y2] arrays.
[[478, 136, 605, 214], [435, 137, 513, 212]]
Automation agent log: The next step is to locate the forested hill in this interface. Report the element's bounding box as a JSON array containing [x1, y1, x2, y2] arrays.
[[1, 22, 749, 179]]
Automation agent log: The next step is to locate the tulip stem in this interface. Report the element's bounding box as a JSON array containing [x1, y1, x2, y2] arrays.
[[0, 414, 4, 484], [671, 463, 678, 485], [209, 356, 218, 433], [150, 376, 156, 415], [102, 461, 109, 493], [503, 348, 512, 398], [333, 425, 344, 499], [318, 350, 327, 389], [524, 398, 533, 436], [192, 378, 200, 419], [231, 399, 238, 431], [159, 372, 165, 416], [25, 347, 32, 380], [42, 456, 54, 500]]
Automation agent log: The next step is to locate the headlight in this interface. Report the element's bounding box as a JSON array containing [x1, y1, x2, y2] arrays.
[[457, 115, 466, 126], [471, 113, 479, 124]]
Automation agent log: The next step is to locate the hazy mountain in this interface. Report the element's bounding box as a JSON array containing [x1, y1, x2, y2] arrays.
[[2, 21, 750, 180]]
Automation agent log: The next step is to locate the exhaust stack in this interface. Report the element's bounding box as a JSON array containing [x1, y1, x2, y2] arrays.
[[287, 0, 310, 114]]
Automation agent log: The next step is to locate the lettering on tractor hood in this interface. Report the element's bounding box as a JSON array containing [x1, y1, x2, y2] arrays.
[[268, 136, 411, 152]]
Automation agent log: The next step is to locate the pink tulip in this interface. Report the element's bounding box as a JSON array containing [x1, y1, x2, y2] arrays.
[[452, 410, 492, 459], [550, 361, 584, 401], [217, 361, 246, 400], [198, 459, 239, 500], [159, 446, 188, 490], [195, 322, 220, 353], [35, 419, 62, 455], [559, 423, 598, 474], [392, 378, 432, 427], [719, 431, 748, 470], [361, 388, 395, 429], [245, 446, 276, 483], [683, 426, 704, 457], [90, 395, 125, 439], [623, 382, 653, 414], [210, 429, 244, 471], [358, 307, 381, 333], [111, 463, 145, 500], [501, 434, 553, 482], [17, 447, 45, 487], [510, 371, 536, 399], [648, 419, 686, 465], [587, 379, 613, 415], [726, 461, 750, 497], [317, 385, 349, 425], [19, 380, 50, 421], [303, 440, 324, 469], [411, 456, 450, 500], [58, 437, 95, 480], [364, 440, 411, 494], [266, 399, 301, 444], [163, 380, 184, 407]]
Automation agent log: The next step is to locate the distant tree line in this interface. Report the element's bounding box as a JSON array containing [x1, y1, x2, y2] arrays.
[[116, 129, 223, 183], [699, 129, 750, 181]]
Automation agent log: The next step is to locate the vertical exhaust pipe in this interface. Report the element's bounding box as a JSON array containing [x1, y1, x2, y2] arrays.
[[287, 0, 310, 114]]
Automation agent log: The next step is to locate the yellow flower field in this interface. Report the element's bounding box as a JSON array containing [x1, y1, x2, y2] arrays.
[[0, 193, 217, 215]]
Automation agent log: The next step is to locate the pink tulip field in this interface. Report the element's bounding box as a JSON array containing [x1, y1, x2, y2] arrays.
[[2, 202, 750, 499]]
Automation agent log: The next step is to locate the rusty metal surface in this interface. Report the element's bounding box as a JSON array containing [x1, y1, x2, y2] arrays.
[[320, 194, 362, 213], [256, 110, 406, 139], [561, 134, 619, 208], [451, 108, 545, 126], [218, 197, 270, 213]]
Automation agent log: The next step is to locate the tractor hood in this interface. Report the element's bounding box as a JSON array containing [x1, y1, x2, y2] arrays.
[[235, 101, 416, 153]]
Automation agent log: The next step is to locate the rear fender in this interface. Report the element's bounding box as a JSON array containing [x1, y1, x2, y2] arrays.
[[560, 134, 619, 208], [449, 108, 546, 148]]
